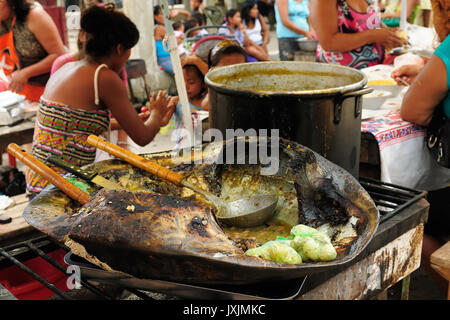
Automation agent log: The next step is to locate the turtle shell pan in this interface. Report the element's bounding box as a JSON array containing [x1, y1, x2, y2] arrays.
[[24, 137, 378, 285]]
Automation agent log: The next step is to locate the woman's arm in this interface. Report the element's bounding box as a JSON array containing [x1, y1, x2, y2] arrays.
[[170, 9, 191, 19], [110, 112, 151, 130], [259, 14, 270, 48], [310, 0, 403, 52], [277, 0, 313, 38], [406, 0, 419, 22], [307, 0, 315, 37], [400, 55, 448, 126], [239, 24, 258, 47], [181, 55, 209, 75], [99, 70, 177, 146], [20, 8, 65, 79], [154, 25, 166, 40], [9, 7, 66, 92]]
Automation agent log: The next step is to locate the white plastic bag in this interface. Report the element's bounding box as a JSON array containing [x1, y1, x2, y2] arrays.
[[393, 53, 424, 69]]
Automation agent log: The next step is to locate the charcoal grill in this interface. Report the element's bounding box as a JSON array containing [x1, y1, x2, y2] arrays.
[[0, 178, 428, 300], [359, 177, 427, 223]]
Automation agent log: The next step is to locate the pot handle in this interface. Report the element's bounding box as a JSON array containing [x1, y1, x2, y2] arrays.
[[334, 87, 374, 123]]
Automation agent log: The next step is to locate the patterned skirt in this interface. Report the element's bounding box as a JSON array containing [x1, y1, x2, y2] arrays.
[[26, 98, 110, 194]]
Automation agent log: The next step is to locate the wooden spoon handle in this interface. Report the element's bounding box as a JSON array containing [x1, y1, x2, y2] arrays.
[[87, 135, 184, 186], [7, 144, 92, 205]]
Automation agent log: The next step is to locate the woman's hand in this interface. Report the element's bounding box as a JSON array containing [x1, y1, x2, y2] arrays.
[[304, 31, 315, 40], [147, 91, 178, 127], [261, 43, 269, 53], [148, 90, 169, 121], [8, 69, 30, 93], [138, 111, 151, 122], [159, 96, 178, 127], [391, 64, 424, 86], [371, 28, 406, 49]]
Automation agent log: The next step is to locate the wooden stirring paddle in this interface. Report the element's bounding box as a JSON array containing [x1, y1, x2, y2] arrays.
[[7, 143, 92, 205], [86, 135, 278, 228]]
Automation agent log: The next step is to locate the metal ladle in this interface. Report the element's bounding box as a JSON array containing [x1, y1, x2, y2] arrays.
[[87, 135, 278, 227]]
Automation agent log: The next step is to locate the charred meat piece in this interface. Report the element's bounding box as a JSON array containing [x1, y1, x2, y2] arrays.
[[68, 189, 242, 257], [233, 238, 261, 252]]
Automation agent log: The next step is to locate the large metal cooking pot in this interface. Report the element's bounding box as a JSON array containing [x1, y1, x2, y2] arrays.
[[205, 61, 372, 178]]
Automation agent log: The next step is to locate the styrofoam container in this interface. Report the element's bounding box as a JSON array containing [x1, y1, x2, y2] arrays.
[[368, 82, 404, 98], [363, 89, 393, 110]]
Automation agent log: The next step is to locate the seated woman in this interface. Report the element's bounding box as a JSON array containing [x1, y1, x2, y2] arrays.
[[0, 0, 66, 101], [193, 12, 208, 36], [219, 9, 262, 62], [393, 0, 450, 295], [311, 0, 406, 69], [26, 5, 177, 195], [240, 0, 272, 61]]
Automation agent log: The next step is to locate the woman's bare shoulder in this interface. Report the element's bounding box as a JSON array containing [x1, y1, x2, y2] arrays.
[[97, 66, 128, 93], [27, 5, 48, 20], [26, 6, 54, 30]]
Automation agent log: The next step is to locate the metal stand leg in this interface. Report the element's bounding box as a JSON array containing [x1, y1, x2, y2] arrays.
[[401, 275, 411, 300]]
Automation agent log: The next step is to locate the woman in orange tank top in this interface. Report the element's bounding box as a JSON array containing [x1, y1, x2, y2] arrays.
[[0, 0, 65, 101]]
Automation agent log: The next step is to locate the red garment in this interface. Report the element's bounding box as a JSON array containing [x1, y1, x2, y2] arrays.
[[316, 0, 385, 69], [0, 17, 45, 101]]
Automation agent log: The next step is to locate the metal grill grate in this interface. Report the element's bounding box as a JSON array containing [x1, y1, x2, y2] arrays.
[[0, 236, 117, 300], [0, 179, 427, 300], [359, 177, 427, 223]]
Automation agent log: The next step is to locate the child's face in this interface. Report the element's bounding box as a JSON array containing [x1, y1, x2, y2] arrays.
[[190, 0, 201, 9], [250, 4, 259, 18], [215, 53, 246, 67], [177, 24, 185, 32], [183, 67, 204, 99], [187, 26, 200, 37], [155, 11, 164, 25], [230, 12, 242, 26]]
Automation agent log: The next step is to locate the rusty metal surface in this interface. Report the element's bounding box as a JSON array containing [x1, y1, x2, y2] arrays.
[[301, 224, 424, 300], [23, 137, 379, 285]]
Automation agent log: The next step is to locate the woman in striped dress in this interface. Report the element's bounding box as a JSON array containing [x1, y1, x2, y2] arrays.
[[26, 4, 177, 195]]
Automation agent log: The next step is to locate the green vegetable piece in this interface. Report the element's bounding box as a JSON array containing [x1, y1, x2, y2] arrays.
[[66, 177, 90, 192], [276, 236, 294, 241], [290, 224, 318, 238], [290, 236, 309, 261], [246, 242, 302, 264], [289, 224, 337, 262]]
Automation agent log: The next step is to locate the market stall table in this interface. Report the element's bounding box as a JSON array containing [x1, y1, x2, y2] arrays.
[[0, 120, 35, 166], [360, 109, 450, 191], [0, 100, 38, 166], [0, 194, 40, 247], [430, 242, 450, 300]]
